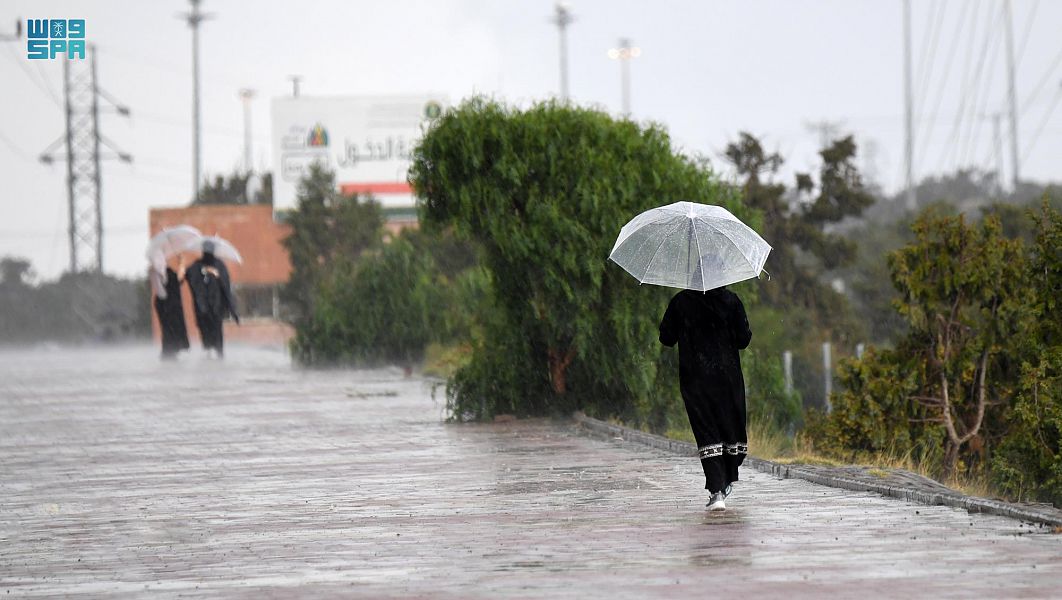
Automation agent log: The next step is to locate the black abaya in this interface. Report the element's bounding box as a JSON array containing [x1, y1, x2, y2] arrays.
[[659, 287, 752, 493], [185, 252, 239, 355], [154, 268, 189, 357]]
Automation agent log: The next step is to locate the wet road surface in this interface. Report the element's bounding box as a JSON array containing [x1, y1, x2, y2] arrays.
[[1, 346, 1060, 598]]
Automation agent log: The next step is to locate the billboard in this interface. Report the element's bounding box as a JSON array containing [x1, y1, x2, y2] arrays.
[[270, 94, 447, 211]]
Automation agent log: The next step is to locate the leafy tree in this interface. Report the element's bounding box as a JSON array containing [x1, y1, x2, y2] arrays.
[[725, 133, 873, 318], [888, 212, 1027, 478], [723, 133, 874, 409], [195, 171, 273, 205], [290, 226, 483, 368], [0, 256, 33, 287], [281, 163, 383, 328], [992, 201, 1062, 503], [410, 98, 749, 423]]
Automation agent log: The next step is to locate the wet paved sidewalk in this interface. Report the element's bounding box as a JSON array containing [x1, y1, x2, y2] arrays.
[[1, 346, 1060, 598]]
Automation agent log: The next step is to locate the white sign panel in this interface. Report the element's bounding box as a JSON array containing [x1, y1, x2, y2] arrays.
[[270, 94, 447, 211]]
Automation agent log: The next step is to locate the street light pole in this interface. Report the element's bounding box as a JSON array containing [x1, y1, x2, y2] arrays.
[[239, 88, 255, 173], [179, 0, 212, 204], [551, 3, 573, 101], [608, 38, 640, 116]]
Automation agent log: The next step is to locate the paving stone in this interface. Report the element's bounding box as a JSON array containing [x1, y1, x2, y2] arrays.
[[1, 346, 1060, 598]]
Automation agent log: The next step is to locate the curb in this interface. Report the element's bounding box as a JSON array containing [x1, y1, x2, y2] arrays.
[[572, 411, 1062, 528]]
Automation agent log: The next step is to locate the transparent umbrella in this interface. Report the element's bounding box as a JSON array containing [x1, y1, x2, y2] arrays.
[[609, 201, 771, 291], [146, 225, 202, 262], [182, 234, 243, 264]]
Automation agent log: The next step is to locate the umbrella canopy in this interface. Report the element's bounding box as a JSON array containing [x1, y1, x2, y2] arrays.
[[146, 225, 202, 262], [183, 234, 243, 264], [609, 201, 771, 292]]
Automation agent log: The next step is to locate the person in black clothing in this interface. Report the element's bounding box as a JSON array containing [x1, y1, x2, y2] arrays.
[[659, 286, 752, 511], [185, 240, 239, 357], [150, 255, 190, 359]]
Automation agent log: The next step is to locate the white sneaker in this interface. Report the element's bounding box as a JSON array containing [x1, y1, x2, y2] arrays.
[[706, 492, 726, 511]]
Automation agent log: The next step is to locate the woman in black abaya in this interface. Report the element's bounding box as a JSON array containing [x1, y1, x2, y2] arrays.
[[150, 255, 190, 359], [659, 286, 752, 511], [185, 240, 239, 357]]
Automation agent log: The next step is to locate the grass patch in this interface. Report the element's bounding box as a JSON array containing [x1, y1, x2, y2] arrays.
[[654, 419, 1003, 500]]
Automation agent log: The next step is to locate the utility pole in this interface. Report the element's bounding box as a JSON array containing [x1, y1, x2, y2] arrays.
[[239, 88, 255, 173], [180, 0, 212, 203], [1003, 0, 1020, 190], [903, 0, 916, 211], [288, 75, 302, 98], [551, 2, 573, 101], [988, 112, 1005, 195], [608, 38, 640, 116], [39, 45, 132, 273], [0, 17, 20, 40], [804, 119, 843, 150]]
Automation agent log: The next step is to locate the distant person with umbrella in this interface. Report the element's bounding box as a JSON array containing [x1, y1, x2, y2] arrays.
[[610, 202, 771, 512], [146, 225, 203, 360], [149, 253, 190, 359], [185, 238, 241, 357]]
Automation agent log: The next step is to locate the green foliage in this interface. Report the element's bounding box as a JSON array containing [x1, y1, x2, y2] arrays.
[[807, 346, 928, 457], [411, 98, 749, 423], [991, 201, 1062, 503], [992, 352, 1062, 504], [291, 233, 436, 367], [281, 163, 384, 328], [723, 133, 873, 409], [743, 348, 803, 432], [195, 171, 273, 205]]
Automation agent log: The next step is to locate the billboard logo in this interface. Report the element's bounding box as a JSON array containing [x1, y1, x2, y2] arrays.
[[27, 19, 86, 60], [307, 124, 329, 147], [424, 101, 442, 120]]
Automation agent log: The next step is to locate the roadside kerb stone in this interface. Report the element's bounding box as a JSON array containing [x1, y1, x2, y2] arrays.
[[573, 411, 1062, 527]]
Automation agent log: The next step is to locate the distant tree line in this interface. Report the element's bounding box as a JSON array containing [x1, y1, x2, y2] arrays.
[[0, 258, 151, 344]]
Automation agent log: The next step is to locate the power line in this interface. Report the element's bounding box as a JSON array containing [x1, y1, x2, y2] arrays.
[[918, 0, 974, 167], [914, 0, 947, 103], [1013, 0, 1039, 70], [960, 10, 1004, 167], [1022, 82, 1062, 162], [0, 129, 33, 161], [936, 0, 984, 171], [2, 42, 62, 107], [1020, 45, 1062, 115]]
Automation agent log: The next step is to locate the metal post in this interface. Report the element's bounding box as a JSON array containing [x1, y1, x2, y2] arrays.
[[783, 350, 793, 396], [191, 5, 201, 202], [289, 75, 302, 98], [552, 3, 572, 101], [90, 45, 103, 272], [63, 56, 76, 273], [903, 0, 916, 211], [181, 0, 211, 203], [620, 38, 631, 116], [992, 113, 1004, 195], [856, 343, 865, 360], [239, 88, 255, 173], [609, 39, 639, 117], [1003, 0, 1020, 190], [822, 342, 832, 412]]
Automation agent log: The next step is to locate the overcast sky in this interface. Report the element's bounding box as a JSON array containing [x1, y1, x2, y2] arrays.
[[2, 0, 1060, 280]]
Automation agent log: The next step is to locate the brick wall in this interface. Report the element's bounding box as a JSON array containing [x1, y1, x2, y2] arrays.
[[148, 204, 293, 348]]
